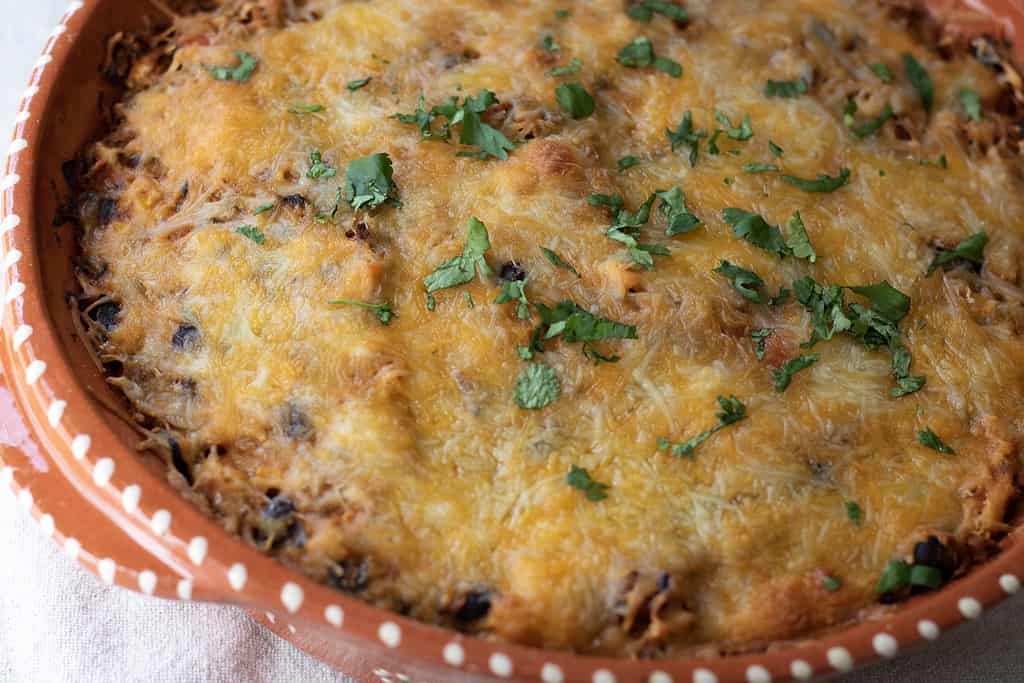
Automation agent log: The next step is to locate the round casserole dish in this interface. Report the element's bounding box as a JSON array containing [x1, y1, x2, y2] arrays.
[[1, 1, 1024, 681]]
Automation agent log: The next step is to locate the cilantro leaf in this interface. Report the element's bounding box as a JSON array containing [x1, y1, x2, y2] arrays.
[[541, 35, 560, 52], [823, 575, 843, 592], [890, 345, 926, 397], [743, 162, 779, 173], [555, 82, 595, 119], [289, 103, 324, 114], [847, 282, 910, 323], [918, 427, 955, 454], [764, 77, 808, 98], [751, 328, 773, 360], [844, 101, 894, 138], [253, 203, 275, 215], [658, 395, 747, 457], [722, 208, 789, 256], [781, 167, 851, 193], [845, 500, 863, 526], [785, 211, 817, 263], [566, 465, 609, 501], [617, 37, 680, 77], [328, 299, 395, 325], [536, 301, 638, 344], [627, 0, 688, 22], [514, 363, 561, 409], [344, 153, 398, 211], [617, 155, 641, 171], [655, 187, 701, 235], [876, 559, 912, 595], [715, 111, 753, 140], [793, 277, 853, 346], [347, 77, 372, 91], [234, 225, 265, 245], [582, 343, 620, 364], [958, 88, 982, 122], [714, 260, 767, 303], [546, 58, 582, 77], [666, 111, 707, 167], [653, 57, 682, 77], [495, 280, 532, 319], [768, 140, 784, 157], [307, 150, 337, 179], [394, 93, 438, 138], [772, 354, 820, 392], [423, 217, 494, 298], [207, 51, 259, 82], [927, 232, 988, 276], [458, 92, 516, 160], [540, 246, 581, 277], [903, 53, 934, 113], [870, 62, 893, 83]]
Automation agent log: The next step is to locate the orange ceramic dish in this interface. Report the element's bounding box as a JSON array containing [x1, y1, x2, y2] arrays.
[[2, 2, 1024, 682]]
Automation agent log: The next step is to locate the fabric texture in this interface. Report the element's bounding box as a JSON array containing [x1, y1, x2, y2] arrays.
[[0, 2, 1021, 682]]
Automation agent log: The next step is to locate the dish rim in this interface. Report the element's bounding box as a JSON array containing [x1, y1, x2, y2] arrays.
[[1, 2, 1023, 682]]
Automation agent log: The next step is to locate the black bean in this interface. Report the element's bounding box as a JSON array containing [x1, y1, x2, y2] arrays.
[[168, 434, 193, 485], [455, 590, 492, 622], [62, 158, 86, 189], [328, 557, 370, 593], [91, 301, 121, 331], [283, 405, 314, 441], [657, 572, 672, 592], [499, 261, 526, 282], [913, 536, 953, 575], [172, 324, 201, 351], [76, 255, 108, 281], [263, 495, 295, 520], [280, 194, 307, 209], [98, 197, 117, 225]]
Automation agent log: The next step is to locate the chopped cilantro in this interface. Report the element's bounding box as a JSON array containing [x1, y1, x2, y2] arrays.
[[768, 140, 784, 157], [715, 111, 753, 140], [958, 88, 982, 121], [793, 277, 853, 346], [566, 465, 609, 501], [658, 396, 747, 457], [347, 77, 372, 91], [823, 575, 843, 592], [764, 77, 808, 98], [495, 280, 531, 319], [903, 53, 934, 113], [546, 57, 582, 77], [751, 328, 773, 360], [786, 211, 817, 263], [910, 564, 944, 589], [314, 187, 342, 223], [627, 0, 688, 22], [344, 153, 399, 211], [514, 363, 561, 409], [555, 8, 571, 18], [288, 103, 324, 114], [307, 150, 337, 179], [328, 299, 395, 325], [555, 82, 595, 119], [234, 225, 265, 245], [423, 217, 493, 300], [708, 129, 723, 156], [655, 187, 701, 235], [540, 246, 581, 277], [847, 282, 911, 323], [876, 560, 912, 595], [845, 500, 863, 526], [772, 354, 820, 392], [743, 162, 779, 173], [535, 300, 637, 344], [541, 35, 561, 52], [927, 232, 988, 276], [394, 90, 515, 160], [714, 260, 767, 303], [870, 62, 893, 83], [253, 203, 275, 215], [844, 101, 894, 138], [464, 291, 474, 309], [781, 167, 851, 193], [919, 154, 948, 169], [918, 427, 955, 454], [666, 111, 707, 166], [617, 155, 641, 171], [617, 37, 681, 77], [722, 208, 788, 256], [207, 51, 259, 82]]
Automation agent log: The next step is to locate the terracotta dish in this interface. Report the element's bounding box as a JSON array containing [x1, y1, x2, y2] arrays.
[[2, 1, 1024, 681]]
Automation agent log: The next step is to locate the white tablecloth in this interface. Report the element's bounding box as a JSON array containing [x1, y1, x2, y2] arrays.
[[1, 3, 1021, 681]]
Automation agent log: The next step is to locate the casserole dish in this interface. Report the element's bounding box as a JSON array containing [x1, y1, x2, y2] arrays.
[[2, 1, 1024, 681]]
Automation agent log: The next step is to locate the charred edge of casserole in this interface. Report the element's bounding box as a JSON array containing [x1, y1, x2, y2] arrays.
[[60, 0, 1024, 656]]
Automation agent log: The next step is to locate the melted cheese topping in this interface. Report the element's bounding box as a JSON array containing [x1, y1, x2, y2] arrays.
[[76, 0, 1024, 655]]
